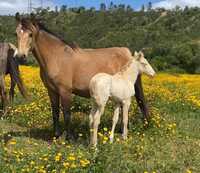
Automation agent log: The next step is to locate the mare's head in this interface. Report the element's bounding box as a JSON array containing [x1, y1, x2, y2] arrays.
[[134, 51, 156, 77], [15, 13, 39, 58]]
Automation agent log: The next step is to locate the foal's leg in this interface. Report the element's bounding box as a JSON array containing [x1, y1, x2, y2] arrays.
[[60, 90, 73, 140], [91, 105, 105, 147], [110, 104, 120, 143], [9, 75, 16, 104], [89, 103, 97, 145], [122, 99, 131, 140], [47, 88, 60, 138]]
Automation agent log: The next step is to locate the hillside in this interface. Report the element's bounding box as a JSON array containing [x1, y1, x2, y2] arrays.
[[1, 5, 200, 73]]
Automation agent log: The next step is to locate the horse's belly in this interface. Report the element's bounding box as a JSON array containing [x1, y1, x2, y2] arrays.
[[72, 89, 90, 98], [111, 80, 134, 101]]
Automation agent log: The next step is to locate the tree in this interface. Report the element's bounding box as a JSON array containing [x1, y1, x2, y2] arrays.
[[100, 3, 106, 11], [147, 2, 152, 11], [126, 5, 133, 12], [118, 4, 125, 11], [60, 5, 67, 13], [109, 1, 114, 10], [141, 4, 145, 12]]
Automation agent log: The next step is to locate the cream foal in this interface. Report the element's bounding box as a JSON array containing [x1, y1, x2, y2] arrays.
[[89, 51, 156, 146]]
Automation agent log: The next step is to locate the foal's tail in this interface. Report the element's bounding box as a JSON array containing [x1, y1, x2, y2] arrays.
[[8, 55, 28, 99]]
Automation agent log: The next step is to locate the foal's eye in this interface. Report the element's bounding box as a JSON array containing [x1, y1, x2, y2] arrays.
[[142, 63, 147, 66], [29, 33, 33, 37]]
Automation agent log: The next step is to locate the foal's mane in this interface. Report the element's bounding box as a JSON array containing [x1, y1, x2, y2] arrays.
[[118, 57, 134, 74], [21, 18, 79, 50]]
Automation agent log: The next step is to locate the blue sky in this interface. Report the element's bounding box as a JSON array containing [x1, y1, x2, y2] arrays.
[[52, 0, 161, 10], [1, 0, 200, 15]]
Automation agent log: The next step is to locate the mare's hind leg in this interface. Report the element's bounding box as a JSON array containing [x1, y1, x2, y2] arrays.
[[122, 99, 131, 140], [0, 76, 8, 116], [48, 88, 60, 138], [110, 104, 120, 143], [60, 90, 73, 140], [9, 76, 16, 104]]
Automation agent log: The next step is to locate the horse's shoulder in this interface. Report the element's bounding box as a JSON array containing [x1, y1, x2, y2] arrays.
[[112, 47, 132, 58], [64, 45, 76, 55]]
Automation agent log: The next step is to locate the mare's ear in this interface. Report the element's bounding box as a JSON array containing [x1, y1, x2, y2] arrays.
[[15, 12, 21, 23], [30, 13, 37, 24], [30, 13, 40, 32]]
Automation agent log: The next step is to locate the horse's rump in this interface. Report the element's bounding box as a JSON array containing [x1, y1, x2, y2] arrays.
[[0, 43, 9, 75]]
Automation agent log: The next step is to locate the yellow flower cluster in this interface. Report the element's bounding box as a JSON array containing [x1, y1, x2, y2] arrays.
[[142, 73, 200, 107], [1, 66, 199, 172]]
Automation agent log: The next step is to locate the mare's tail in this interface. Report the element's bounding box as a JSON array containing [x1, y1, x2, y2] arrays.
[[8, 52, 28, 99]]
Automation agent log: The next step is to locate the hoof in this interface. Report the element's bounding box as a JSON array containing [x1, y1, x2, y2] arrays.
[[122, 135, 127, 141], [54, 131, 62, 139], [65, 131, 75, 141], [109, 136, 114, 143]]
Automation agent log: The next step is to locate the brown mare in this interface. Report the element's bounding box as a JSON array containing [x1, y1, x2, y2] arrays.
[[0, 42, 27, 116], [15, 13, 149, 139]]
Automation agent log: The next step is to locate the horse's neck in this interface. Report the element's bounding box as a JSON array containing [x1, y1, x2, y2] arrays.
[[32, 30, 65, 70], [121, 60, 139, 84]]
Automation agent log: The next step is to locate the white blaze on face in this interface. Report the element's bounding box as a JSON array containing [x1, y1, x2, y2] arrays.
[[16, 25, 32, 57]]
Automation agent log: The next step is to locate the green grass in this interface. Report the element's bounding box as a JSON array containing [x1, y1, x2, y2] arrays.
[[0, 87, 200, 173]]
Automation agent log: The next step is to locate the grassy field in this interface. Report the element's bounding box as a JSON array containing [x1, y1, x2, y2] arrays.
[[0, 66, 200, 173]]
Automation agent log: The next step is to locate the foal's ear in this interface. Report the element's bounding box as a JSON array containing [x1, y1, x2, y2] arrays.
[[15, 12, 21, 22], [134, 51, 138, 57], [137, 51, 144, 60], [134, 51, 141, 60]]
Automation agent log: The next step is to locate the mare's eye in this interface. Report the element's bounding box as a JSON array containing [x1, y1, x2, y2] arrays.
[[29, 33, 33, 37]]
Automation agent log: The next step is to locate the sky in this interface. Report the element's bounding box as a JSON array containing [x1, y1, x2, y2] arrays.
[[1, 0, 200, 15]]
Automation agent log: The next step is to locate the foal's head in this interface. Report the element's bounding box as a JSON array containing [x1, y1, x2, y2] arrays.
[[15, 13, 39, 58], [134, 51, 156, 77]]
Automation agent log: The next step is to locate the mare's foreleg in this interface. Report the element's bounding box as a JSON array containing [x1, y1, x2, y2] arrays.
[[9, 75, 16, 104], [48, 88, 60, 138], [110, 104, 120, 143], [60, 90, 72, 140], [122, 99, 131, 140]]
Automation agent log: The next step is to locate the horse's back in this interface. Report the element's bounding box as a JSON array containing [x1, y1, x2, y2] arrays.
[[71, 47, 133, 95], [82, 47, 132, 60]]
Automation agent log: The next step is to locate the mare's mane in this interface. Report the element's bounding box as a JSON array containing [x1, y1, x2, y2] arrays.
[[21, 18, 79, 50], [118, 57, 134, 74]]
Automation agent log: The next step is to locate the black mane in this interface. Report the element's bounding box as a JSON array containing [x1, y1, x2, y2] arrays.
[[21, 18, 79, 50]]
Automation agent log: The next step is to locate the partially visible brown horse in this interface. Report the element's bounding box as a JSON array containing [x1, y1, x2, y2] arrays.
[[15, 13, 149, 139], [0, 42, 27, 116]]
